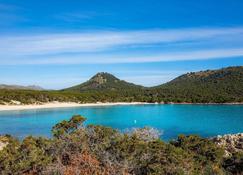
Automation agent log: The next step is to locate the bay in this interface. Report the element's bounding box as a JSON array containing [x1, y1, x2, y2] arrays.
[[0, 104, 242, 141]]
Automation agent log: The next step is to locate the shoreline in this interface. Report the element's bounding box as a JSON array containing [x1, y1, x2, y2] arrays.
[[0, 102, 150, 111], [0, 101, 242, 111]]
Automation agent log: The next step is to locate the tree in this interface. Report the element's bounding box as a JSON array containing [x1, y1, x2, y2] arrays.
[[52, 115, 86, 138]]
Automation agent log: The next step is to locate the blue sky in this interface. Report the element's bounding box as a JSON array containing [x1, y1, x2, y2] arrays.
[[0, 0, 243, 89]]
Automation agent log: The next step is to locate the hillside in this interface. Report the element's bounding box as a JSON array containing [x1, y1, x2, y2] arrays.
[[62, 66, 243, 103], [64, 72, 144, 92], [0, 67, 242, 104], [152, 66, 243, 103]]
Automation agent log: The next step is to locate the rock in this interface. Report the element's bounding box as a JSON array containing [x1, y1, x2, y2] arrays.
[[0, 136, 8, 151], [211, 133, 243, 157], [0, 141, 7, 151], [236, 143, 243, 149], [10, 100, 21, 105]]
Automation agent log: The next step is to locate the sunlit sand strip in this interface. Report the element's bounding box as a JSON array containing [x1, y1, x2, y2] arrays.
[[0, 102, 150, 111]]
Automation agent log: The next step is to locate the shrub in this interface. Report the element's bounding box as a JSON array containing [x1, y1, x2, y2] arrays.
[[0, 115, 242, 175]]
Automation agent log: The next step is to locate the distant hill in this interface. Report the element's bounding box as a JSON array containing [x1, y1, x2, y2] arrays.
[[0, 84, 44, 91], [0, 67, 242, 104], [152, 66, 243, 103], [63, 67, 243, 103], [64, 72, 144, 92]]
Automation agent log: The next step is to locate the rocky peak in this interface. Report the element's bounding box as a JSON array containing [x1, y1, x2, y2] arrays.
[[90, 72, 119, 85], [91, 73, 107, 84]]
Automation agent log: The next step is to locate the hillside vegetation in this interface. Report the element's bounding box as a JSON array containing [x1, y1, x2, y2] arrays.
[[0, 115, 242, 174], [0, 66, 242, 104], [152, 66, 243, 103], [64, 72, 144, 92]]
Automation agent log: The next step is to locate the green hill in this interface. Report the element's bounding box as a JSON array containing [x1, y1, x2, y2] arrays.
[[62, 72, 147, 102], [64, 72, 144, 92], [0, 66, 242, 104], [152, 66, 243, 103]]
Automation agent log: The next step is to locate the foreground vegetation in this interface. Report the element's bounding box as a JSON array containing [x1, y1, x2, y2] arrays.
[[0, 115, 242, 175], [0, 66, 242, 104]]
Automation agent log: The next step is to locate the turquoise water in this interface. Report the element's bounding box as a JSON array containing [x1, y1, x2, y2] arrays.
[[0, 104, 242, 141]]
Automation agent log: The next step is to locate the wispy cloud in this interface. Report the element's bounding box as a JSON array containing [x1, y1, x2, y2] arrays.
[[1, 48, 243, 65], [1, 27, 243, 54], [0, 27, 243, 64]]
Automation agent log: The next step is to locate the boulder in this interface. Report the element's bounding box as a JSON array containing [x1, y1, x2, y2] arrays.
[[211, 133, 243, 157]]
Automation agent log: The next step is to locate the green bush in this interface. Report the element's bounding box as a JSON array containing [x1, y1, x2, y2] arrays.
[[0, 115, 242, 175]]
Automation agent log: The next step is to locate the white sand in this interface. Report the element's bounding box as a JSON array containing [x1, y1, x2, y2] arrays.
[[0, 102, 241, 111], [0, 102, 150, 111]]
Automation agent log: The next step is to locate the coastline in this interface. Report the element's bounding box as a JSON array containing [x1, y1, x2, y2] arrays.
[[0, 102, 150, 111], [163, 102, 243, 105], [0, 101, 242, 111]]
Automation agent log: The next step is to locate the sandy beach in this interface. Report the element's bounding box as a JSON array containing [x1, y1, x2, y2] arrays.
[[0, 101, 242, 111], [0, 102, 150, 111]]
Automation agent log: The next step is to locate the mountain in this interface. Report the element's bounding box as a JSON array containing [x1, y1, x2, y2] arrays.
[[152, 66, 243, 103], [0, 67, 242, 104], [63, 67, 243, 103], [0, 84, 44, 91], [64, 72, 144, 92]]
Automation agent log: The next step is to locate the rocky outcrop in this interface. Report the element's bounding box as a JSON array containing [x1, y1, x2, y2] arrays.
[[212, 133, 243, 157], [0, 136, 8, 151], [0, 141, 7, 151]]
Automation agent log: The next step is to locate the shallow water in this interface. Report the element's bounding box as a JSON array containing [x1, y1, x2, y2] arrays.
[[0, 104, 242, 140]]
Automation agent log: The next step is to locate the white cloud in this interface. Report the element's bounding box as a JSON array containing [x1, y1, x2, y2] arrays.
[[1, 48, 242, 65], [1, 27, 243, 54], [0, 27, 243, 64]]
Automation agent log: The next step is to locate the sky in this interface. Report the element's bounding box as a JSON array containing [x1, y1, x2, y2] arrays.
[[0, 0, 243, 89]]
